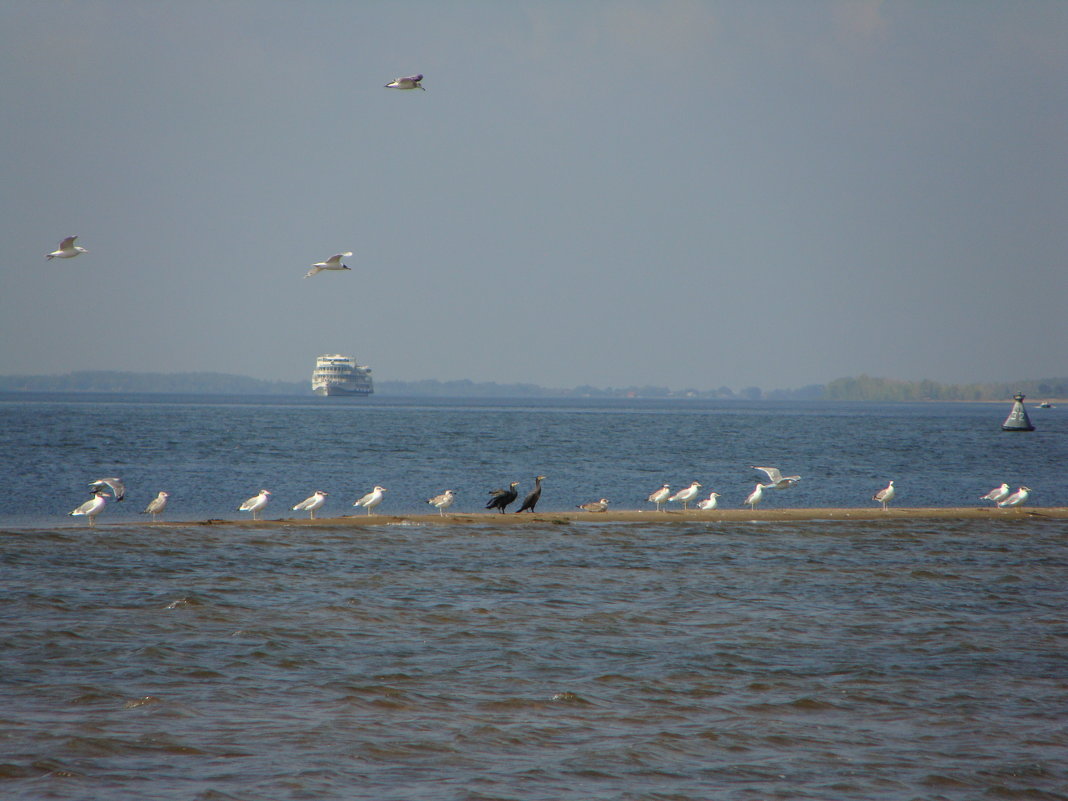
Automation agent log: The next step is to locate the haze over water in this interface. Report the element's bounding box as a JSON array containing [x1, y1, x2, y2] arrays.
[[2, 396, 1066, 799]]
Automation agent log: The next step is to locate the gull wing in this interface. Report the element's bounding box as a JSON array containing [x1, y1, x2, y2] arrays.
[[752, 466, 783, 484], [89, 477, 125, 501], [324, 252, 353, 266]]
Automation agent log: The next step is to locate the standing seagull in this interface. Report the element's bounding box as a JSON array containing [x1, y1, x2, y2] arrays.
[[980, 483, 1011, 505], [517, 475, 546, 513], [353, 485, 387, 515], [384, 73, 425, 90], [239, 489, 271, 520], [669, 481, 702, 510], [47, 235, 88, 260], [752, 466, 801, 489], [577, 498, 610, 513], [647, 484, 671, 511], [872, 481, 895, 511], [293, 490, 328, 520], [89, 477, 125, 502], [427, 489, 456, 516], [142, 491, 170, 522], [486, 482, 519, 513], [70, 490, 109, 527], [696, 491, 721, 511], [997, 486, 1031, 509], [305, 252, 353, 278], [743, 483, 764, 511]]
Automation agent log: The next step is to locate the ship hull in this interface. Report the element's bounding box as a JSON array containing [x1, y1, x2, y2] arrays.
[[314, 385, 372, 397]]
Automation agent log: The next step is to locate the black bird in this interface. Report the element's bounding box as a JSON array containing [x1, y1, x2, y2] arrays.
[[516, 474, 546, 513], [485, 481, 519, 513]]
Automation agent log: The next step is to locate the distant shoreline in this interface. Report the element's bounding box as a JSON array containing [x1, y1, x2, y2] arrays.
[[0, 390, 1063, 405], [1, 371, 1065, 403], [44, 507, 1068, 530]]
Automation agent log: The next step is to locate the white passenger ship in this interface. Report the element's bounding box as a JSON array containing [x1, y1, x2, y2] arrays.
[[311, 354, 374, 396]]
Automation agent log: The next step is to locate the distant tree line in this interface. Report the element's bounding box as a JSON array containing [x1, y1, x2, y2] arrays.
[[822, 374, 1068, 402], [0, 371, 305, 395], [1, 371, 1064, 401]]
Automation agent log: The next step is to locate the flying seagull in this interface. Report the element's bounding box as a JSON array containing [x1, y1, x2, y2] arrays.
[[872, 481, 895, 511], [305, 252, 353, 278], [239, 489, 271, 520], [89, 477, 125, 502], [486, 482, 519, 513], [47, 235, 88, 260], [142, 491, 170, 522], [293, 490, 328, 520], [385, 73, 425, 90], [752, 466, 801, 489]]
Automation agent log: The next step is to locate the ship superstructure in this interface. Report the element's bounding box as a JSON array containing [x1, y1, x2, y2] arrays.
[[312, 354, 373, 396]]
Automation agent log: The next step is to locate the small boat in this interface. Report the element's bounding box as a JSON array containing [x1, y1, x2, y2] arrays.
[[1038, 401, 1053, 409]]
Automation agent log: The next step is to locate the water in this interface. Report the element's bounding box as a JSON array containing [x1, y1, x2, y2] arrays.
[[1, 395, 1064, 526], [1, 395, 1066, 799]]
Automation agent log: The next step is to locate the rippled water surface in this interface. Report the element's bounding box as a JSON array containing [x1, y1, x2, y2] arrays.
[[2, 396, 1066, 799]]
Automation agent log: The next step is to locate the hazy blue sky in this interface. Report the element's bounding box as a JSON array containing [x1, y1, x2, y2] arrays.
[[2, 1, 1066, 390]]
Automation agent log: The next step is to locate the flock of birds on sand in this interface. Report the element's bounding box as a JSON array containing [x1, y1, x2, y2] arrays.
[[66, 471, 1035, 527]]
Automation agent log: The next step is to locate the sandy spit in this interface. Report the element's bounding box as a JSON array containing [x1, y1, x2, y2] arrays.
[[138, 507, 1068, 528]]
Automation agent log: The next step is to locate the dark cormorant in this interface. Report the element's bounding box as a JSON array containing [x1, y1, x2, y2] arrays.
[[485, 481, 519, 513], [517, 475, 546, 513]]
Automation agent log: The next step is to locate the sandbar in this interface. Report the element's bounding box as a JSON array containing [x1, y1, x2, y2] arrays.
[[141, 507, 1068, 528]]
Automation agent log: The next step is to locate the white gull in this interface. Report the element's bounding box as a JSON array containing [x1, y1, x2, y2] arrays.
[[47, 235, 88, 260], [743, 483, 764, 510], [696, 491, 721, 510], [872, 481, 895, 511], [305, 252, 353, 278], [143, 491, 169, 522], [354, 485, 387, 515], [647, 484, 670, 511], [385, 74, 425, 90], [427, 489, 455, 516], [752, 466, 801, 489], [293, 490, 328, 519], [997, 486, 1030, 509], [980, 483, 1011, 505], [669, 481, 702, 510], [239, 489, 271, 520], [89, 477, 125, 502], [70, 491, 109, 526], [577, 499, 610, 512]]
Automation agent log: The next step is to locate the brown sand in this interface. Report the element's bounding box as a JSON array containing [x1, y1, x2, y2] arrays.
[[141, 507, 1068, 528]]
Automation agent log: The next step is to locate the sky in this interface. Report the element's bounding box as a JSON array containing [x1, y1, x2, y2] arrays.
[[1, 1, 1066, 391]]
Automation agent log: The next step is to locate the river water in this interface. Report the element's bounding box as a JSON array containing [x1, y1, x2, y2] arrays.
[[1, 395, 1065, 799]]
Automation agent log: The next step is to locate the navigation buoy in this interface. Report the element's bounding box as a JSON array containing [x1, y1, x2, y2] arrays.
[[1002, 392, 1035, 431]]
